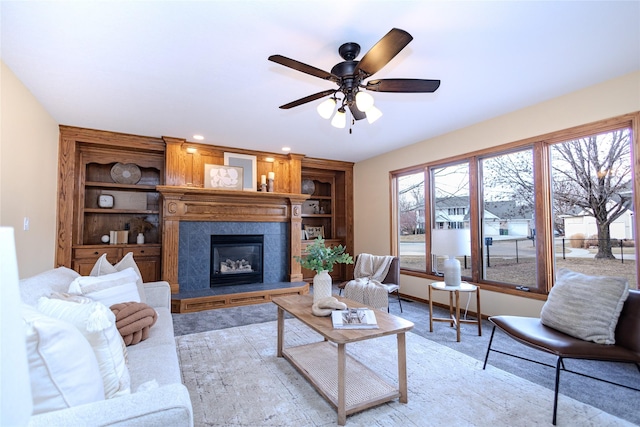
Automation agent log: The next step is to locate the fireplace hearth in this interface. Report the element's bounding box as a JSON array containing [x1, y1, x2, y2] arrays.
[[210, 234, 263, 287]]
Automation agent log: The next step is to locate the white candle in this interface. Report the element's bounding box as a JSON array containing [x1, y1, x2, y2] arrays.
[[261, 174, 266, 185], [268, 172, 275, 180]]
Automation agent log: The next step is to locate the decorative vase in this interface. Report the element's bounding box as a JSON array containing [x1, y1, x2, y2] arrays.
[[313, 270, 332, 304], [136, 233, 145, 244]]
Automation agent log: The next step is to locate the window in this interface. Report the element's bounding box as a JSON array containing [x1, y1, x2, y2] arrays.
[[550, 128, 636, 288], [480, 149, 537, 287], [391, 114, 638, 293], [431, 162, 470, 276], [397, 170, 426, 271]]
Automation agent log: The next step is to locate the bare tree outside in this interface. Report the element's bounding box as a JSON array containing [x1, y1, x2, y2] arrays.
[[399, 176, 424, 235], [481, 149, 536, 286], [551, 129, 633, 259]]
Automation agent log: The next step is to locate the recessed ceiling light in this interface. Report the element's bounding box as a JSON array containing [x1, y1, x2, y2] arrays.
[[282, 146, 291, 152], [193, 135, 204, 141]]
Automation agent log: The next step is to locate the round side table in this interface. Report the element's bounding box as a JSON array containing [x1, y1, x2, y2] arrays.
[[429, 281, 482, 342]]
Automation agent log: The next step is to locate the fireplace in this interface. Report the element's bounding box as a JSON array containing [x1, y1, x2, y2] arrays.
[[210, 234, 264, 287]]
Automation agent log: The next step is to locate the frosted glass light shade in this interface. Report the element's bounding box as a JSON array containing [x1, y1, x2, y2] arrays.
[[317, 98, 336, 119], [431, 228, 471, 256], [1, 227, 33, 426], [331, 109, 346, 128], [355, 91, 374, 112], [365, 105, 383, 124]]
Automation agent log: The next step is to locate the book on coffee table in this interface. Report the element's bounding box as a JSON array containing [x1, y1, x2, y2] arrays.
[[331, 308, 379, 329]]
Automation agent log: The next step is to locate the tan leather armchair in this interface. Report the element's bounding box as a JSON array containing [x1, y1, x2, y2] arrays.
[[483, 289, 640, 425]]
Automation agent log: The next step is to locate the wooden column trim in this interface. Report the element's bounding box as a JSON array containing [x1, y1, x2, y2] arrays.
[[163, 137, 186, 186]]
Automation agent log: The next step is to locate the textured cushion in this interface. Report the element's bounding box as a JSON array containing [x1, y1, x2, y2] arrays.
[[19, 267, 81, 306], [110, 302, 158, 346], [91, 253, 146, 302], [68, 267, 141, 308], [540, 268, 629, 344], [22, 304, 105, 414], [37, 297, 131, 398]]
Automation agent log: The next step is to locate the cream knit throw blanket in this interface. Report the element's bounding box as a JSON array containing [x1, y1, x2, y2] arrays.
[[344, 254, 394, 311]]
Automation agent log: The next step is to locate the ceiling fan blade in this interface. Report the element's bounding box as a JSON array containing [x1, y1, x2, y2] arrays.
[[268, 55, 338, 82], [354, 28, 413, 77], [279, 89, 336, 109], [349, 104, 366, 121], [365, 78, 441, 93]]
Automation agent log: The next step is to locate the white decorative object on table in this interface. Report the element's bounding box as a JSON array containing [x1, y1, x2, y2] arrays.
[[293, 237, 353, 315], [137, 233, 145, 244], [431, 228, 471, 287], [313, 270, 333, 304]]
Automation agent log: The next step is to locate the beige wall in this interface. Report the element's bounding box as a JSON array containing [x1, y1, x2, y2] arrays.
[[0, 61, 60, 278], [354, 71, 640, 317]]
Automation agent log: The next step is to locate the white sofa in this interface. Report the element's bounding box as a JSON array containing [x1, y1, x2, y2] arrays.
[[19, 267, 193, 426]]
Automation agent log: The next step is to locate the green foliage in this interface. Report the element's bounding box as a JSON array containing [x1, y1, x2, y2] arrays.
[[294, 237, 353, 274]]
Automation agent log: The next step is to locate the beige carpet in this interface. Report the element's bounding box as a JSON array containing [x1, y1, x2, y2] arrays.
[[175, 319, 632, 427]]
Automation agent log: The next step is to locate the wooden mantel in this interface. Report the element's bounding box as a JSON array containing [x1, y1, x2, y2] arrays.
[[157, 185, 309, 293]]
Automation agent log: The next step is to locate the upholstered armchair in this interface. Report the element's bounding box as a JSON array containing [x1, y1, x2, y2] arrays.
[[338, 255, 402, 313]]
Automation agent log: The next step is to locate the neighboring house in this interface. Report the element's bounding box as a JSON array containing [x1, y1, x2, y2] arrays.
[[483, 201, 534, 238], [428, 197, 534, 238], [434, 196, 469, 230], [563, 209, 634, 240]]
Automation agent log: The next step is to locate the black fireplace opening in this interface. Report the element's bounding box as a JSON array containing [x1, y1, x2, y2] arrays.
[[210, 234, 264, 287]]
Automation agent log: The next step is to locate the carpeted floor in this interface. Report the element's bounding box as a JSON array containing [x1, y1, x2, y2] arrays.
[[173, 287, 640, 425], [175, 319, 633, 426]]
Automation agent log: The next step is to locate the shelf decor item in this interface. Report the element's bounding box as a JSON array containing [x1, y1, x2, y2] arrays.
[[110, 163, 141, 184], [204, 164, 243, 190], [304, 225, 324, 239], [223, 152, 257, 191], [301, 179, 315, 195], [129, 217, 154, 245], [294, 237, 353, 305]]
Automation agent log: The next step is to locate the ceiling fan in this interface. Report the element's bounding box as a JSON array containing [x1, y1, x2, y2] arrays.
[[268, 28, 440, 128]]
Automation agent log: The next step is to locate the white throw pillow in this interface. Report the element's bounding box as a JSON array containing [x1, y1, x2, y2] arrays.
[[19, 267, 81, 306], [68, 267, 141, 308], [37, 297, 131, 399], [540, 268, 629, 344], [22, 304, 105, 414], [91, 252, 146, 302]]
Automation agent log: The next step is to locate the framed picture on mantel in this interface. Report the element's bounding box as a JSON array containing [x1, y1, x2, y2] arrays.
[[204, 164, 244, 190], [224, 152, 257, 191]]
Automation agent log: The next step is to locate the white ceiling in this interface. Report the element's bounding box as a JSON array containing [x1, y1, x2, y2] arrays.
[[2, 1, 639, 163]]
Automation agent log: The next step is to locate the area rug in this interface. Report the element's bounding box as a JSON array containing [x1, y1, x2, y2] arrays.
[[175, 319, 632, 427]]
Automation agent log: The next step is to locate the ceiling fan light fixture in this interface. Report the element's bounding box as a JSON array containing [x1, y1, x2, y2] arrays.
[[355, 91, 375, 112], [317, 97, 336, 119], [365, 105, 383, 124], [331, 108, 347, 128]]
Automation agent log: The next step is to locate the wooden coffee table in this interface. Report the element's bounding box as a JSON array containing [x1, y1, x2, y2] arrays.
[[272, 294, 414, 425]]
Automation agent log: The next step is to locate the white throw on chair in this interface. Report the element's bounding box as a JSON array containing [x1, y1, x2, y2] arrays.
[[338, 254, 402, 312]]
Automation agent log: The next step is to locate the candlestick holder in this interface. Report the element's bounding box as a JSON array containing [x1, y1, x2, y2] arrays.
[[260, 183, 267, 192], [267, 178, 274, 192]]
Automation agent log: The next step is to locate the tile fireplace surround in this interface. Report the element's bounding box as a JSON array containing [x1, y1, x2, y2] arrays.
[[178, 221, 289, 292], [157, 186, 309, 293]]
